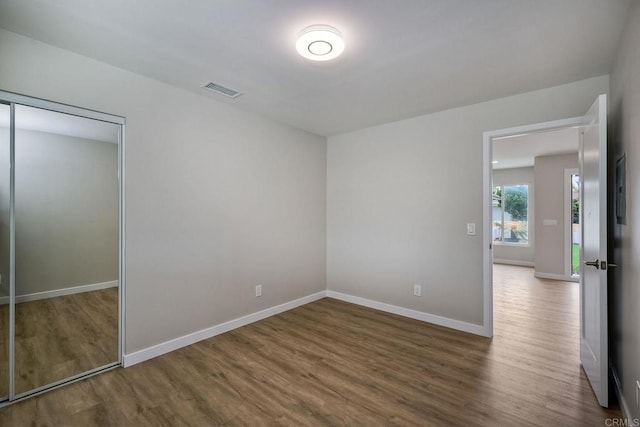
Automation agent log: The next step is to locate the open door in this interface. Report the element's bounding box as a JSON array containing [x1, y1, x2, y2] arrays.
[[579, 94, 610, 407]]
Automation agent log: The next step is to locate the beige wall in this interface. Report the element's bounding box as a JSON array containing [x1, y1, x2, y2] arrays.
[[328, 76, 608, 327], [610, 1, 640, 419], [492, 167, 535, 266], [0, 129, 118, 296], [0, 29, 327, 354], [533, 153, 578, 279]]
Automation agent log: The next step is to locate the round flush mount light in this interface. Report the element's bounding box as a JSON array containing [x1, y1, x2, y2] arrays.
[[296, 25, 344, 61]]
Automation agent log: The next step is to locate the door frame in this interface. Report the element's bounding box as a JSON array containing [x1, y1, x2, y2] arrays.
[[0, 90, 126, 403], [482, 116, 584, 336]]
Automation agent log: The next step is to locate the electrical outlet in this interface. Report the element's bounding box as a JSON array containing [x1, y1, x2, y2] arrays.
[[413, 284, 422, 297], [255, 284, 262, 297]]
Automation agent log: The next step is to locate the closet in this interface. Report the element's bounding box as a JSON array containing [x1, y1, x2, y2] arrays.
[[0, 92, 123, 403]]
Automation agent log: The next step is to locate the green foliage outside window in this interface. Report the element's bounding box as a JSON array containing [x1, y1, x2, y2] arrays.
[[504, 185, 528, 221]]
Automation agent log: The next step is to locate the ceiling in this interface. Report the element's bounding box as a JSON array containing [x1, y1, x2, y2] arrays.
[[492, 127, 579, 170], [0, 0, 632, 136]]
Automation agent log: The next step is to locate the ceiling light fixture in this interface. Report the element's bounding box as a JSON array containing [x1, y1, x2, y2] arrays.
[[296, 25, 344, 61]]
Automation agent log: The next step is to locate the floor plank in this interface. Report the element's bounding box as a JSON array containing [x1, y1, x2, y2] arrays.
[[0, 265, 623, 425]]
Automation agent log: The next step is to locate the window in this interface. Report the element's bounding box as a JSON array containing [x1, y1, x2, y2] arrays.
[[492, 184, 529, 244]]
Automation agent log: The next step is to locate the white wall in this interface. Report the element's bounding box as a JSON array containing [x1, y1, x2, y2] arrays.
[[492, 167, 535, 266], [610, 1, 640, 420], [0, 29, 327, 355], [327, 76, 608, 328], [533, 153, 578, 280]]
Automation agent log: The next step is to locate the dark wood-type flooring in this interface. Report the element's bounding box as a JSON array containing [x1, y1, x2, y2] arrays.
[[0, 265, 622, 425]]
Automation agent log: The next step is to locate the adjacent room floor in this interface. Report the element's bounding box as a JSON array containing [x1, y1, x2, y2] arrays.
[[0, 265, 621, 425]]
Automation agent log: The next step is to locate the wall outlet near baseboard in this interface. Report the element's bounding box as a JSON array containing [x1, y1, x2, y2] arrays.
[[255, 284, 262, 297], [413, 284, 422, 297]]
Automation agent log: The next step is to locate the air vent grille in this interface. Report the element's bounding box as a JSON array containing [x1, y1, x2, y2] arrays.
[[202, 81, 242, 99]]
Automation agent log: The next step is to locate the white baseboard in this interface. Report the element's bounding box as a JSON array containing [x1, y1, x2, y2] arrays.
[[534, 272, 579, 282], [123, 291, 327, 367], [612, 366, 633, 422], [493, 259, 535, 267], [124, 289, 490, 368], [0, 280, 118, 305], [326, 290, 488, 337]]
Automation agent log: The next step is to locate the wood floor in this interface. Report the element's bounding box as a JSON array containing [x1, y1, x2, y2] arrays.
[[0, 265, 622, 425], [0, 288, 118, 397]]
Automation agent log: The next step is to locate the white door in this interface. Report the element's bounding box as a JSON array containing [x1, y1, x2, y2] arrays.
[[579, 94, 609, 407]]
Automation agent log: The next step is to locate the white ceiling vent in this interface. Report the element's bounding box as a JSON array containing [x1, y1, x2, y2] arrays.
[[202, 81, 242, 99]]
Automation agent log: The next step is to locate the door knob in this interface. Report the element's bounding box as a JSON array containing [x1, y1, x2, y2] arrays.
[[584, 259, 600, 269]]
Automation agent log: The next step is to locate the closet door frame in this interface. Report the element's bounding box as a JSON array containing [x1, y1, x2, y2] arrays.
[[0, 90, 125, 403]]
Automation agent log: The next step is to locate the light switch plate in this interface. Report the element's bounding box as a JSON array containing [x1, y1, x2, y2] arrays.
[[467, 223, 476, 235]]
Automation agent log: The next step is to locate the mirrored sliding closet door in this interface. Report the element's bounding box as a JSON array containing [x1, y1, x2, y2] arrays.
[[0, 93, 124, 403]]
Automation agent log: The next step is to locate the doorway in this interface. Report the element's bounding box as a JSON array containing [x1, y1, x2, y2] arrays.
[[481, 116, 584, 336], [488, 125, 582, 382]]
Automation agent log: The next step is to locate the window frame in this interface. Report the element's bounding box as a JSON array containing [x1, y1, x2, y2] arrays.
[[492, 183, 530, 247]]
